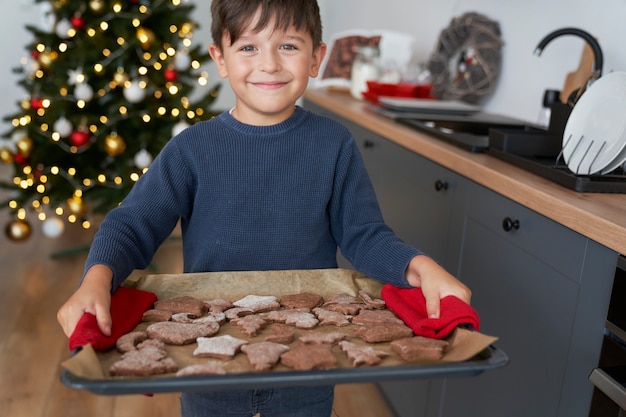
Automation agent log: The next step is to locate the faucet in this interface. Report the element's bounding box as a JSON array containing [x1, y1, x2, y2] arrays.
[[534, 27, 603, 106], [534, 27, 603, 77]]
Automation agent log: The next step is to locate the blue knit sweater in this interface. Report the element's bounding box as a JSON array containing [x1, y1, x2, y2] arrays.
[[85, 107, 421, 289]]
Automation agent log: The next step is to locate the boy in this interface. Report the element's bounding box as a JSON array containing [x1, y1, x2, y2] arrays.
[[57, 1, 471, 416]]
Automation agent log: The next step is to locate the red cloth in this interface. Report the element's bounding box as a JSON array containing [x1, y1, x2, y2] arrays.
[[381, 284, 480, 339], [68, 286, 157, 351]]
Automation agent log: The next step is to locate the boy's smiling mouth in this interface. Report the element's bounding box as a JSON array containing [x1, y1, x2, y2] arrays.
[[251, 81, 288, 90]]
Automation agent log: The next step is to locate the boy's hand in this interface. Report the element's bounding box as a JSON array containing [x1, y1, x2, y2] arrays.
[[405, 255, 471, 319], [57, 264, 113, 337]]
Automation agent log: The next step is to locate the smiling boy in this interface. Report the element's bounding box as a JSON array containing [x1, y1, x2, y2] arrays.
[[57, 1, 470, 416], [208, 2, 324, 126]]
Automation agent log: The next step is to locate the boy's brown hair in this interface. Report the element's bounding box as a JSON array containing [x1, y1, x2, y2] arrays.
[[210, 0, 323, 50]]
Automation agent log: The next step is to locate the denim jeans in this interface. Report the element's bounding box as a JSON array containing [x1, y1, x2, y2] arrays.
[[180, 386, 335, 417]]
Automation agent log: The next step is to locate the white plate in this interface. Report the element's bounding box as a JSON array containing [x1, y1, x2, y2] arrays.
[[378, 97, 481, 115], [562, 71, 626, 175], [600, 138, 626, 175]]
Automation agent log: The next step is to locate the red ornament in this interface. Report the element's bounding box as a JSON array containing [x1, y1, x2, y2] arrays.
[[164, 68, 178, 82], [30, 98, 44, 110], [31, 50, 40, 59], [69, 130, 91, 147], [71, 16, 86, 30], [13, 153, 28, 165]]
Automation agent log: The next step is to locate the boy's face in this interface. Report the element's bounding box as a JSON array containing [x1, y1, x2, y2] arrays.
[[209, 11, 326, 126]]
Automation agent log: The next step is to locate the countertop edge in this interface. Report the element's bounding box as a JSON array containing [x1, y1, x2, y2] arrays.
[[303, 88, 626, 256]]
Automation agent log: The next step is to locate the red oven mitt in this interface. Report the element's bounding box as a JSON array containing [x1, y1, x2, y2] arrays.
[[381, 284, 480, 339], [68, 286, 157, 351]]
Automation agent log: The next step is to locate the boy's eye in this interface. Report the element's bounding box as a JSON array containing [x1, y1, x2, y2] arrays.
[[280, 44, 297, 51], [240, 45, 256, 52]]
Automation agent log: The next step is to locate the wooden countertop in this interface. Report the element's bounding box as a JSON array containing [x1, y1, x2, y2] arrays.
[[304, 88, 626, 256]]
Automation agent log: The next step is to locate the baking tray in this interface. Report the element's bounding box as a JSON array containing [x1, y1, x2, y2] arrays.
[[60, 269, 509, 395], [61, 344, 507, 395]]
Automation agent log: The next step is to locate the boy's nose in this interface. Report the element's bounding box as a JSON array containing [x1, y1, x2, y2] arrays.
[[258, 51, 281, 72]]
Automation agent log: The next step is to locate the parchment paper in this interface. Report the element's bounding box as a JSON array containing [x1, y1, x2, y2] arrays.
[[62, 268, 498, 386]]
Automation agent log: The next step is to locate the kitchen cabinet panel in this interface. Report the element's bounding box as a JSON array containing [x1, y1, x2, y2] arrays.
[[375, 138, 461, 266], [459, 182, 587, 281], [439, 182, 616, 417], [441, 182, 580, 416]]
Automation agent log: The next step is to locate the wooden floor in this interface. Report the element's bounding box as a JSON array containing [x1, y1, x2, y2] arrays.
[[0, 164, 394, 417]]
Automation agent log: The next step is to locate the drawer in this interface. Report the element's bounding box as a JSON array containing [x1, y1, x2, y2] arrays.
[[465, 182, 587, 282]]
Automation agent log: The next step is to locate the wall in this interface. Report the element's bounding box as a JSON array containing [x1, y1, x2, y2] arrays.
[[1, 1, 626, 128], [318, 0, 626, 123]]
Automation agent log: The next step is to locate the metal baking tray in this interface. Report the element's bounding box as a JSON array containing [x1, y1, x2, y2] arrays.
[[61, 345, 508, 395], [59, 269, 509, 395]]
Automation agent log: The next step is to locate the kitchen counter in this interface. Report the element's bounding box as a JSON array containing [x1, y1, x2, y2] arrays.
[[304, 88, 626, 256]]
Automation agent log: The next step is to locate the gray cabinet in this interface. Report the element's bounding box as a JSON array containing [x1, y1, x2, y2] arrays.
[[303, 99, 619, 417], [375, 138, 461, 267], [439, 181, 617, 417]]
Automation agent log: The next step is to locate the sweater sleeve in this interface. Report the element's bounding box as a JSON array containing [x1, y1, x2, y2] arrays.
[[83, 138, 194, 289], [329, 134, 422, 288]]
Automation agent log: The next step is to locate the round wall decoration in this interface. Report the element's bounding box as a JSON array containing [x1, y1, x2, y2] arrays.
[[427, 12, 503, 103]]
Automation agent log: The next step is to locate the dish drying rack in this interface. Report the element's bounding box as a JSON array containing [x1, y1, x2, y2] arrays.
[[560, 133, 609, 176], [488, 146, 626, 193], [487, 100, 626, 193]]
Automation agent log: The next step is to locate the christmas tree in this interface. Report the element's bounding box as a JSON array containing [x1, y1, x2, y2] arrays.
[[0, 0, 220, 242]]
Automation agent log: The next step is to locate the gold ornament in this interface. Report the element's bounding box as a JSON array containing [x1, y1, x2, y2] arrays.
[[136, 27, 155, 49], [113, 68, 129, 86], [51, 0, 68, 10], [38, 51, 58, 69], [104, 132, 126, 156], [16, 137, 34, 158], [0, 147, 14, 164], [89, 0, 105, 13], [66, 195, 87, 216], [5, 219, 32, 242]]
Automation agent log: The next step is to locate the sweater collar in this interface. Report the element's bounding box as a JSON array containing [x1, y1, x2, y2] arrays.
[[217, 106, 308, 136]]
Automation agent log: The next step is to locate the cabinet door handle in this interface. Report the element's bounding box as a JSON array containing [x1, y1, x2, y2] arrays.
[[363, 140, 375, 149], [502, 217, 520, 232], [434, 180, 449, 191]]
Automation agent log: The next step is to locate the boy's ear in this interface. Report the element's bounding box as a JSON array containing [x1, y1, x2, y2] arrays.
[[309, 43, 327, 78], [208, 43, 229, 78]]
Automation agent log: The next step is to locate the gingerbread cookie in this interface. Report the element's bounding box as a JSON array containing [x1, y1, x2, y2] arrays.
[[193, 335, 249, 360], [147, 321, 220, 345], [241, 341, 290, 371]]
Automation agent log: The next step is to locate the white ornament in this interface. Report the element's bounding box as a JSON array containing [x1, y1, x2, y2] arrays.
[[0, 138, 17, 153], [172, 120, 190, 137], [174, 51, 191, 71], [42, 217, 65, 238], [123, 80, 146, 103], [11, 130, 27, 143], [74, 82, 94, 101], [53, 117, 73, 137], [22, 57, 39, 77], [134, 149, 153, 169], [67, 68, 85, 85], [55, 19, 72, 39], [38, 2, 55, 32]]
